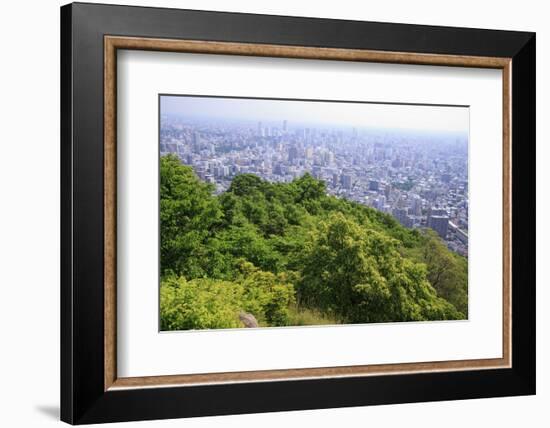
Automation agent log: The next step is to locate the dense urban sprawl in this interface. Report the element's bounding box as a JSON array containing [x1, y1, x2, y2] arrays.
[[160, 116, 469, 256]]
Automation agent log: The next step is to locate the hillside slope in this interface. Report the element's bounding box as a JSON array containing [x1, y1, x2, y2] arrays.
[[160, 154, 468, 330]]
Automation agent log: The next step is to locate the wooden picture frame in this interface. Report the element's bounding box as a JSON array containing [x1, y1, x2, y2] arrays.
[[61, 2, 535, 424]]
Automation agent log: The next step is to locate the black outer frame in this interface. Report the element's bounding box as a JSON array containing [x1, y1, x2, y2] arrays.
[[60, 2, 535, 424]]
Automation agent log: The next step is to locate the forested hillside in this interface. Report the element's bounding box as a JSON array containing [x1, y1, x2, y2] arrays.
[[160, 154, 468, 330]]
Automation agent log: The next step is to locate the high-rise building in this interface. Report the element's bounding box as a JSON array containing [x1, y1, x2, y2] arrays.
[[392, 207, 413, 228], [274, 164, 285, 176], [428, 215, 449, 238], [288, 146, 299, 163], [410, 195, 422, 216], [428, 207, 447, 218], [341, 174, 352, 190], [192, 132, 202, 151], [322, 151, 334, 165]]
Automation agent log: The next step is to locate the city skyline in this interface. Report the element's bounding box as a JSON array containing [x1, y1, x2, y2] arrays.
[[161, 95, 470, 134], [160, 95, 469, 257]]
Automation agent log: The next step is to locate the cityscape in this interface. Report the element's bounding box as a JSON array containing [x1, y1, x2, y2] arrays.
[[160, 96, 469, 257]]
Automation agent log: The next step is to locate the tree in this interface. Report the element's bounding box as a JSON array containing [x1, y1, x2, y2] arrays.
[[299, 213, 462, 323], [236, 261, 295, 326], [414, 230, 469, 315], [160, 276, 244, 330], [227, 173, 266, 196], [159, 161, 467, 331], [160, 155, 223, 277], [160, 262, 295, 330], [292, 173, 326, 202]]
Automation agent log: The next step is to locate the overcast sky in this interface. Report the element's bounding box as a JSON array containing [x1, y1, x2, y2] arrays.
[[161, 95, 469, 134]]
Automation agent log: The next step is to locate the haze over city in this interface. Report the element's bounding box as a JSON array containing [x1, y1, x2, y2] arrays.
[[160, 95, 469, 256], [161, 95, 469, 134]]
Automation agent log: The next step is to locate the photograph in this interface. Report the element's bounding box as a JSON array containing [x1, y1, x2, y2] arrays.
[[159, 95, 470, 331], [55, 3, 536, 424]]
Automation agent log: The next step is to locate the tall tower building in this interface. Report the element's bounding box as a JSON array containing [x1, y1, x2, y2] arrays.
[[288, 146, 299, 163], [192, 132, 201, 152], [411, 195, 422, 216], [369, 180, 380, 191], [341, 174, 352, 190], [428, 216, 449, 238]]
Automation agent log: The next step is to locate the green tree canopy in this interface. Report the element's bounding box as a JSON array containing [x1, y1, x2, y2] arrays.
[[160, 261, 295, 330], [159, 155, 468, 329], [299, 213, 462, 323], [160, 154, 223, 278]]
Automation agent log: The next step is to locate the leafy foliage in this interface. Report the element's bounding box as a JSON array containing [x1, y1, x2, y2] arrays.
[[159, 155, 468, 330], [160, 261, 295, 330], [298, 213, 460, 323], [404, 229, 469, 316], [160, 154, 224, 278]]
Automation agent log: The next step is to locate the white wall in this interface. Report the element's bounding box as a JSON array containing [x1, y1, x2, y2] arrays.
[[0, 0, 546, 426]]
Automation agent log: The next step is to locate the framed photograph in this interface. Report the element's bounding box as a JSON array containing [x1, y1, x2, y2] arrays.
[[60, 2, 535, 424]]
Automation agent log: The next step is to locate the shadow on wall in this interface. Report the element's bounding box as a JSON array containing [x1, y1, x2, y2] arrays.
[[35, 405, 59, 420]]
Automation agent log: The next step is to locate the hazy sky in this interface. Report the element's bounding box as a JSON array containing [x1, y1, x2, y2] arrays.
[[161, 95, 469, 133]]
